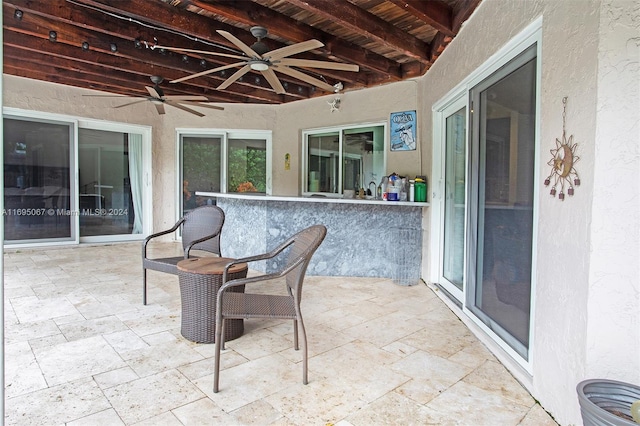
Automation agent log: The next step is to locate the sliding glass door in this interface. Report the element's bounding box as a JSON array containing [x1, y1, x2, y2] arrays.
[[442, 102, 467, 299], [3, 116, 76, 243], [433, 35, 539, 364], [467, 45, 537, 359], [78, 128, 143, 237], [3, 110, 151, 246]]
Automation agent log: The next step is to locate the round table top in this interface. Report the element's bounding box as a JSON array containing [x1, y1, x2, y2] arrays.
[[177, 257, 248, 275]]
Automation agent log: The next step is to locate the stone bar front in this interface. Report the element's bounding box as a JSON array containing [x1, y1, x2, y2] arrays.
[[197, 193, 427, 283]]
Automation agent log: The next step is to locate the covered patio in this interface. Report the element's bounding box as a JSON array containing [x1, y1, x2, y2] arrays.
[[3, 242, 556, 425]]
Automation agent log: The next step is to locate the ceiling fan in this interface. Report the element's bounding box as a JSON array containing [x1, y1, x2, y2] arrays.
[[84, 75, 224, 117], [153, 26, 359, 94]]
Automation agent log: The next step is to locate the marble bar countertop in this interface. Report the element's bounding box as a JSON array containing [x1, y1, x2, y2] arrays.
[[195, 191, 429, 207]]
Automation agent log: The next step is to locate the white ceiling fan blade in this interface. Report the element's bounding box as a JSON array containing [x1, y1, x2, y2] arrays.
[[261, 68, 285, 94], [171, 62, 247, 84], [165, 100, 205, 117], [154, 102, 166, 115], [146, 86, 162, 98], [114, 99, 148, 108], [177, 101, 225, 111], [163, 95, 210, 101], [152, 45, 245, 60], [266, 39, 324, 61], [83, 94, 130, 98], [276, 66, 336, 92], [217, 65, 251, 91], [216, 30, 262, 58], [279, 58, 359, 72]]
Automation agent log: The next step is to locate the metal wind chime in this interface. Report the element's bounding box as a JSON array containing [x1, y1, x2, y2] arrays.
[[544, 97, 581, 200]]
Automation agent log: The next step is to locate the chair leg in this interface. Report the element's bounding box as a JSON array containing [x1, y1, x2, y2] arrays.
[[143, 268, 147, 305], [298, 317, 308, 385], [213, 315, 223, 393], [293, 319, 299, 350]]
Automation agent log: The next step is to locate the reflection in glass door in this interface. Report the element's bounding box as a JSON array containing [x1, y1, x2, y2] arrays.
[[468, 45, 537, 359], [78, 128, 141, 237], [3, 117, 75, 243], [180, 135, 222, 217], [442, 105, 467, 296]]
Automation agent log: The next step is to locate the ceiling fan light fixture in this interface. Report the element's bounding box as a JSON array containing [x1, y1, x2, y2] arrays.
[[249, 60, 269, 71]]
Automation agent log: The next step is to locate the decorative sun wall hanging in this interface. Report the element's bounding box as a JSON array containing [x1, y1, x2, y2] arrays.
[[544, 97, 580, 201]]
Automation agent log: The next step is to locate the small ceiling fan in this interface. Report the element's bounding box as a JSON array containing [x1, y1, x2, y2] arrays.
[[153, 26, 359, 94], [84, 75, 224, 117]]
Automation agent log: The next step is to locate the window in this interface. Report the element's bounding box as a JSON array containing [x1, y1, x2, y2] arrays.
[[178, 129, 271, 216], [302, 124, 386, 196]]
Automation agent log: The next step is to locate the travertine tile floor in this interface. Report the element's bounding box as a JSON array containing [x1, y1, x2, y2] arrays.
[[3, 242, 557, 425]]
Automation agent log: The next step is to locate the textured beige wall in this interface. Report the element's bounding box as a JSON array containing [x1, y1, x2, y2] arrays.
[[274, 81, 422, 196], [418, 0, 639, 424]]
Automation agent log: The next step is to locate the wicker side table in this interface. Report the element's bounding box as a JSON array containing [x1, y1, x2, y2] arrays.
[[177, 257, 248, 343]]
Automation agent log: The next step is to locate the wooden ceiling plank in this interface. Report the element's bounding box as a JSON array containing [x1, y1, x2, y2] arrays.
[[284, 0, 431, 64], [3, 46, 259, 103], [2, 3, 309, 102], [66, 0, 363, 87], [189, 0, 403, 79], [2, 26, 290, 103], [453, 0, 483, 33], [386, 0, 455, 37]]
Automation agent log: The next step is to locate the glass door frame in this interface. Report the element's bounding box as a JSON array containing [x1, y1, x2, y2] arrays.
[[430, 19, 542, 372], [78, 119, 153, 244], [3, 108, 152, 247], [431, 94, 468, 304], [3, 108, 79, 247]]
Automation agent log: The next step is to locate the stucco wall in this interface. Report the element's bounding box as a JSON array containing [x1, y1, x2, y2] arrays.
[[274, 81, 423, 196], [418, 0, 639, 424], [587, 0, 640, 382]]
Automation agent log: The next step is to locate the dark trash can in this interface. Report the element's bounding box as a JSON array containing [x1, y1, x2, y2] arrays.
[[577, 379, 640, 425]]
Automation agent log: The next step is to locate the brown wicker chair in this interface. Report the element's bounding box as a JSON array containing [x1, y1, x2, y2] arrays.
[[142, 205, 224, 305], [213, 224, 327, 393]]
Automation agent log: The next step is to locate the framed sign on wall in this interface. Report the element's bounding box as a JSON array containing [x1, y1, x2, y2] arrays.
[[390, 110, 417, 151]]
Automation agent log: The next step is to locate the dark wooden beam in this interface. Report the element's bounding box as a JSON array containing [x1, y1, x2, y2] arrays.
[[1, 23, 292, 104], [453, 0, 483, 33], [284, 0, 432, 64], [3, 0, 309, 102], [188, 0, 404, 80], [386, 0, 455, 37], [64, 0, 365, 88]]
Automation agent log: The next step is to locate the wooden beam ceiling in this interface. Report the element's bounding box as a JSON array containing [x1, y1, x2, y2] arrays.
[[3, 0, 482, 105]]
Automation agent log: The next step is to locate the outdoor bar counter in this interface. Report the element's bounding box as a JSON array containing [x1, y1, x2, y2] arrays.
[[196, 192, 428, 282]]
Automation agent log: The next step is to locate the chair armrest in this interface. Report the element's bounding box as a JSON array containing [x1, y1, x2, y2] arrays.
[[218, 272, 282, 293], [142, 218, 185, 257], [184, 230, 221, 258]]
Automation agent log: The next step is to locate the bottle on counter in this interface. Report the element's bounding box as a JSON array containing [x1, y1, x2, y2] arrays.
[[400, 177, 407, 201], [387, 173, 401, 201], [414, 177, 427, 202], [409, 180, 415, 202], [379, 176, 388, 200]]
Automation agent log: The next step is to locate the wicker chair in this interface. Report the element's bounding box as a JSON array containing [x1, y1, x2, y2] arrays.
[[213, 224, 327, 393], [142, 205, 225, 305]]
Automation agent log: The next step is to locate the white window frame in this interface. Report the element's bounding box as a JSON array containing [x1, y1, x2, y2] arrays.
[[176, 128, 272, 215], [301, 122, 387, 197]]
